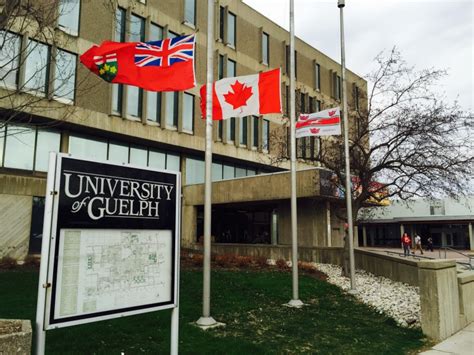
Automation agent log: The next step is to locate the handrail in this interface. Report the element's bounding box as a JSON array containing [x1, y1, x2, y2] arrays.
[[385, 250, 435, 260], [438, 246, 472, 260]]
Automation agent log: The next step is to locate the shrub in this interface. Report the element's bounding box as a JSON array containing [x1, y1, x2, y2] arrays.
[[275, 258, 288, 270], [235, 256, 252, 267], [254, 256, 268, 267], [0, 256, 17, 270]]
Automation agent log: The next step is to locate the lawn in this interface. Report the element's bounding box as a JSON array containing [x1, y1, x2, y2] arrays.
[[0, 267, 428, 354]]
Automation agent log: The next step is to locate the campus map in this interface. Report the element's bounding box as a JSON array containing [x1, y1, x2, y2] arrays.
[[55, 229, 173, 319]]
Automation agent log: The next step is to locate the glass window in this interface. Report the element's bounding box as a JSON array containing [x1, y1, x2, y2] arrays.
[[300, 92, 306, 114], [54, 49, 76, 101], [262, 32, 269, 65], [127, 86, 142, 118], [263, 119, 269, 151], [149, 149, 166, 169], [212, 162, 223, 181], [166, 91, 178, 128], [247, 169, 256, 176], [4, 125, 36, 170], [227, 12, 236, 47], [309, 97, 315, 113], [35, 130, 60, 172], [223, 164, 234, 179], [227, 59, 236, 77], [315, 63, 321, 90], [24, 40, 49, 94], [115, 8, 126, 42], [168, 31, 178, 39], [252, 116, 259, 148], [235, 167, 246, 178], [69, 135, 107, 161], [183, 93, 194, 132], [108, 142, 129, 164], [112, 84, 123, 114], [147, 91, 161, 123], [217, 120, 223, 140], [219, 6, 225, 41], [0, 31, 21, 87], [129, 146, 148, 167], [58, 0, 80, 35], [149, 23, 163, 41], [184, 0, 196, 25], [239, 117, 247, 145], [166, 153, 180, 171], [218, 54, 224, 79], [316, 100, 321, 112], [185, 157, 204, 185], [130, 14, 145, 42], [227, 117, 235, 141]]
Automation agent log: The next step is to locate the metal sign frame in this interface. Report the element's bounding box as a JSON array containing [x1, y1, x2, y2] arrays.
[[35, 153, 181, 353]]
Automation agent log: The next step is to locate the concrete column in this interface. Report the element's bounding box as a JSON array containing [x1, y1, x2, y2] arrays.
[[418, 260, 461, 341], [362, 225, 367, 247], [400, 224, 404, 248], [468, 222, 473, 251], [353, 226, 359, 247], [326, 201, 332, 247], [271, 210, 278, 245]]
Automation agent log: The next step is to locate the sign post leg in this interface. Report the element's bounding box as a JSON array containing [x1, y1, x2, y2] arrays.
[[170, 306, 179, 355]]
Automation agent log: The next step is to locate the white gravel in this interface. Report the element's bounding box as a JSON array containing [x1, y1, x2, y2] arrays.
[[313, 263, 420, 328]]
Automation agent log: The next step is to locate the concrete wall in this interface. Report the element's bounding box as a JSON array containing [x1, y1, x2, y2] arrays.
[[354, 249, 419, 286], [458, 271, 474, 327], [0, 194, 33, 260]]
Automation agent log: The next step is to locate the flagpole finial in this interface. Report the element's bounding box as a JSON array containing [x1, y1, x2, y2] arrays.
[[338, 0, 345, 8]]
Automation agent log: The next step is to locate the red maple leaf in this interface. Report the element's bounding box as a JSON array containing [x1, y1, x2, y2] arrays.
[[328, 110, 336, 116], [223, 80, 253, 110], [310, 128, 320, 134]]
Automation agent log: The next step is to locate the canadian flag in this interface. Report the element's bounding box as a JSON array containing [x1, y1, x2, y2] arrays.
[[200, 68, 281, 120], [295, 107, 341, 138]]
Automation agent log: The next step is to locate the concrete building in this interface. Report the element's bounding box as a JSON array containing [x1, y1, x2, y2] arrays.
[[0, 0, 366, 260], [358, 197, 474, 250]]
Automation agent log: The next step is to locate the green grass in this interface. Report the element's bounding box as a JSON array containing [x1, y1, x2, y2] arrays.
[[0, 268, 427, 354]]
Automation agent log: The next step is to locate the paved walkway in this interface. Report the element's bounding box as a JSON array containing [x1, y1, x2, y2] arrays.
[[360, 247, 472, 263], [420, 322, 474, 355]]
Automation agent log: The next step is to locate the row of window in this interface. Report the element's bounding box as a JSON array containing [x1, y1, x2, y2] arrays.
[[216, 116, 270, 151], [0, 31, 77, 101]]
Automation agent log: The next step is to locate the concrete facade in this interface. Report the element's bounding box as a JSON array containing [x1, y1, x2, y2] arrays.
[[0, 0, 366, 260]]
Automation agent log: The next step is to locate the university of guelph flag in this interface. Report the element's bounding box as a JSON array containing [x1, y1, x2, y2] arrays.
[[200, 68, 281, 120], [80, 34, 196, 91], [296, 107, 341, 138]]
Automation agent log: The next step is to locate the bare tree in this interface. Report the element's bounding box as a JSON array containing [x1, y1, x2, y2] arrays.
[[269, 48, 473, 222]]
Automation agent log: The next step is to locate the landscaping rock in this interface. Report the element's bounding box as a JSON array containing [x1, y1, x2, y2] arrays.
[[0, 319, 32, 354]]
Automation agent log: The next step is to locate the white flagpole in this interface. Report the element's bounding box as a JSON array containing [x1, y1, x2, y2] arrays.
[[338, 0, 357, 293], [196, 0, 218, 327], [287, 0, 303, 308]]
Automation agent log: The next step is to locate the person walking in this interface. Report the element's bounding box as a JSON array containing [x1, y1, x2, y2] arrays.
[[427, 236, 434, 252], [414, 234, 424, 255], [401, 232, 411, 257]]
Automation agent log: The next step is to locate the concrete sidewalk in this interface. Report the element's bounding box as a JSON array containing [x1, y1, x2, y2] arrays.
[[420, 322, 474, 354]]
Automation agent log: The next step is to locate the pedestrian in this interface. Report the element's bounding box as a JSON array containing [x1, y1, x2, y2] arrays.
[[427, 236, 434, 252], [414, 234, 424, 255], [401, 232, 411, 257]]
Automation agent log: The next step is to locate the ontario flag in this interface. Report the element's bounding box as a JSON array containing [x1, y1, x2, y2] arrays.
[[80, 34, 196, 91], [200, 68, 281, 120], [296, 107, 341, 138]]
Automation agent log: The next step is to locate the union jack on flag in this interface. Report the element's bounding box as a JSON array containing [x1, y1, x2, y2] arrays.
[[134, 34, 195, 68]]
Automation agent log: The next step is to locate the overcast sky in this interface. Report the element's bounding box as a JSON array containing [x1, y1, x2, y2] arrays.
[[243, 0, 473, 111]]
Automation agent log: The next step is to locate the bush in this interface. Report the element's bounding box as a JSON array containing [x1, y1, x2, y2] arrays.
[[235, 256, 252, 267], [254, 256, 268, 267], [275, 258, 288, 270], [0, 256, 17, 270]]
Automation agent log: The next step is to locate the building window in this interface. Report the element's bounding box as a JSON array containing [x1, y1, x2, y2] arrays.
[[183, 92, 194, 132], [285, 85, 289, 116], [262, 32, 269, 65], [316, 100, 321, 112], [69, 135, 107, 161], [113, 7, 126, 115], [2, 125, 60, 172], [227, 117, 236, 142], [0, 31, 21, 88], [149, 149, 166, 169], [127, 14, 145, 118], [300, 92, 306, 114], [218, 54, 224, 79], [354, 85, 360, 111], [168, 30, 178, 39], [166, 153, 180, 171], [185, 157, 205, 185], [217, 121, 223, 140], [223, 164, 234, 179], [315, 63, 320, 90], [219, 6, 225, 41], [263, 119, 269, 151], [285, 46, 297, 78], [227, 12, 236, 47], [184, 0, 196, 26], [166, 91, 178, 128], [54, 49, 76, 102], [35, 130, 61, 171], [147, 23, 163, 123], [58, 0, 80, 35], [108, 142, 129, 164], [309, 97, 315, 113], [235, 167, 246, 178], [227, 58, 236, 77], [252, 116, 259, 148], [129, 146, 148, 167], [212, 162, 223, 181], [24, 40, 49, 94], [239, 116, 248, 145]]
